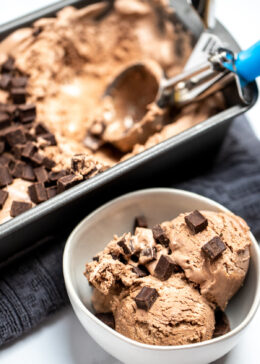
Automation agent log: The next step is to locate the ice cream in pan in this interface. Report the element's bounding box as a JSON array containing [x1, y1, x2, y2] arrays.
[[0, 0, 225, 223], [85, 210, 251, 345]]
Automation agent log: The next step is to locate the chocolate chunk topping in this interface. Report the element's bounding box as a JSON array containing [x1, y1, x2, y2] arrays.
[[57, 174, 81, 193], [0, 74, 11, 90], [21, 141, 37, 159], [12, 144, 24, 159], [185, 210, 208, 234], [83, 134, 104, 152], [43, 156, 56, 170], [34, 166, 49, 183], [154, 255, 180, 281], [0, 141, 5, 154], [40, 133, 57, 146], [0, 190, 8, 209], [95, 313, 115, 329], [130, 253, 139, 263], [92, 256, 99, 262], [30, 152, 44, 165], [141, 247, 157, 259], [135, 286, 158, 311], [202, 236, 226, 260], [11, 88, 26, 104], [0, 166, 13, 187], [35, 122, 50, 135], [10, 200, 32, 217], [28, 182, 47, 204], [11, 160, 26, 178], [117, 238, 133, 255], [118, 254, 127, 264], [213, 310, 230, 338], [46, 186, 57, 199], [48, 170, 66, 182], [18, 104, 36, 123], [22, 164, 35, 181], [132, 265, 149, 277], [11, 76, 28, 89], [0, 112, 11, 129], [152, 224, 170, 247], [134, 215, 148, 230], [2, 57, 15, 73], [5, 126, 26, 146]]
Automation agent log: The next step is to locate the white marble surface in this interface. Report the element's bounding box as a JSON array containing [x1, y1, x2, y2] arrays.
[[0, 1, 260, 363]]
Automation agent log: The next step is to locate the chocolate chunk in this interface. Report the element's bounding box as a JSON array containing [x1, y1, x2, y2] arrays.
[[0, 74, 11, 90], [40, 133, 57, 146], [10, 200, 32, 217], [28, 182, 47, 204], [95, 313, 115, 329], [22, 164, 35, 181], [46, 186, 57, 199], [18, 104, 36, 123], [0, 141, 5, 154], [202, 236, 226, 260], [134, 286, 158, 311], [213, 310, 230, 338], [154, 255, 180, 280], [132, 265, 149, 277], [43, 156, 56, 170], [0, 190, 8, 209], [48, 170, 66, 182], [35, 122, 50, 135], [1, 104, 18, 118], [92, 255, 99, 262], [21, 141, 37, 159], [57, 174, 82, 193], [25, 131, 36, 142], [89, 121, 106, 137], [30, 152, 44, 165], [185, 210, 208, 234], [11, 76, 28, 89], [142, 247, 157, 258], [130, 253, 139, 263], [83, 134, 104, 152], [152, 224, 170, 247], [117, 238, 133, 255], [11, 160, 26, 178], [1, 57, 15, 74], [0, 166, 12, 187], [5, 126, 26, 146], [0, 112, 11, 129], [11, 88, 26, 104], [34, 166, 49, 183], [134, 215, 148, 230]]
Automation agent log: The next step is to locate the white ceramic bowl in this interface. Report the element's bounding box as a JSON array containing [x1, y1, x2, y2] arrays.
[[63, 188, 260, 364]]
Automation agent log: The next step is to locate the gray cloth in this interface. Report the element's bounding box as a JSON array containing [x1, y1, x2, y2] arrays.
[[0, 116, 259, 346]]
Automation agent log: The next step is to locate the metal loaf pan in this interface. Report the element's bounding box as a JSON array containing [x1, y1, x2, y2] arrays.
[[0, 0, 258, 263]]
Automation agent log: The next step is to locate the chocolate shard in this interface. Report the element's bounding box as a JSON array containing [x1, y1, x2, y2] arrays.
[[185, 210, 208, 234], [213, 309, 230, 338], [117, 238, 133, 255], [48, 170, 66, 182], [18, 104, 36, 123], [30, 152, 45, 166], [0, 74, 12, 90], [0, 166, 13, 187], [140, 247, 157, 263], [0, 141, 5, 154], [83, 134, 104, 152], [92, 256, 99, 262], [89, 120, 106, 137], [202, 236, 226, 260], [21, 141, 37, 159], [0, 189, 8, 209], [0, 112, 11, 130], [152, 224, 170, 247], [11, 76, 28, 89], [10, 200, 32, 217], [132, 265, 149, 277], [34, 166, 49, 183], [95, 313, 115, 330], [35, 122, 50, 135], [5, 126, 27, 146], [134, 286, 159, 311], [42, 156, 56, 170], [1, 57, 15, 73], [154, 255, 180, 281], [134, 215, 148, 231], [10, 160, 26, 178], [40, 133, 57, 146], [28, 182, 48, 204], [46, 186, 57, 199], [22, 164, 35, 181], [10, 87, 27, 104], [57, 174, 82, 193], [12, 144, 24, 159]]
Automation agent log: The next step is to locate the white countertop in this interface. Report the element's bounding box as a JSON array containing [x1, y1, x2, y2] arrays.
[[0, 1, 259, 363]]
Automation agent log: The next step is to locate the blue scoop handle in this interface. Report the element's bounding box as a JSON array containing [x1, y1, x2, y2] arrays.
[[235, 41, 260, 83]]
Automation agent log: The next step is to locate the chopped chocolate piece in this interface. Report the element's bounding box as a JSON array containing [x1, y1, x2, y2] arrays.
[[0, 74, 11, 90], [10, 88, 26, 104], [118, 254, 127, 264], [134, 215, 148, 230], [111, 252, 118, 260], [0, 166, 12, 187], [0, 141, 5, 154], [142, 247, 157, 258], [83, 134, 104, 152], [10, 200, 32, 217], [57, 174, 82, 193], [185, 210, 208, 234], [71, 154, 87, 172], [40, 133, 57, 146], [132, 265, 149, 277], [130, 253, 139, 263], [18, 104, 36, 123], [43, 156, 56, 170], [0, 112, 11, 129], [30, 152, 44, 165], [11, 160, 26, 178], [35, 122, 50, 135], [11, 76, 28, 88], [89, 120, 106, 137], [28, 182, 47, 204], [154, 255, 179, 281], [2, 57, 15, 74], [134, 286, 158, 311], [34, 166, 49, 183], [5, 126, 26, 146], [202, 236, 226, 260], [48, 170, 66, 182], [22, 164, 35, 181], [25, 131, 36, 141], [0, 190, 8, 209], [21, 141, 37, 159], [95, 313, 115, 329], [152, 224, 170, 247], [46, 186, 57, 199], [2, 104, 18, 119], [117, 238, 133, 255], [12, 144, 24, 159], [92, 256, 99, 262], [213, 310, 230, 338]]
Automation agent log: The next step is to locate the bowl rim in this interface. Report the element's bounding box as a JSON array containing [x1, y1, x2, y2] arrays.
[[63, 187, 260, 351]]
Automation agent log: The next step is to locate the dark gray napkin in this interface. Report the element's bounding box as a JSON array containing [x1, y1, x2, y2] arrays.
[[0, 115, 260, 347]]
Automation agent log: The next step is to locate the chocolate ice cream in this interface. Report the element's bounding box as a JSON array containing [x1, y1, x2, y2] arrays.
[[84, 210, 251, 345]]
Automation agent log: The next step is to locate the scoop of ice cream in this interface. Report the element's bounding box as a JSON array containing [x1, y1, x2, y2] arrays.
[[113, 274, 215, 345]]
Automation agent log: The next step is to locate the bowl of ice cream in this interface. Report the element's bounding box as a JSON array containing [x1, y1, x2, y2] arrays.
[[63, 188, 260, 364]]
